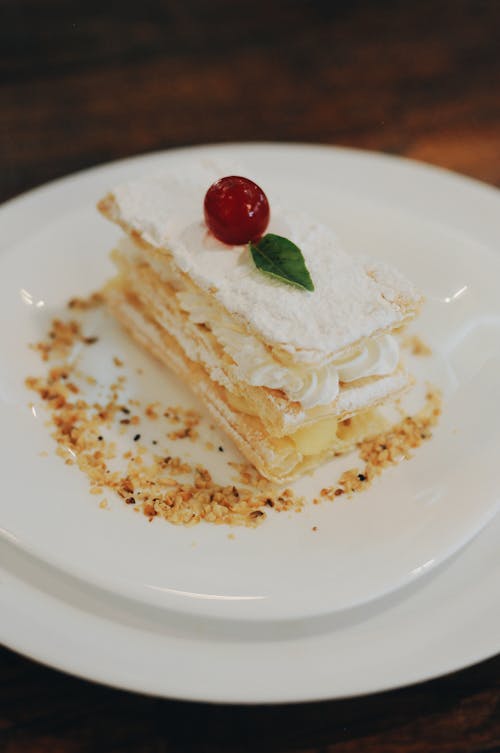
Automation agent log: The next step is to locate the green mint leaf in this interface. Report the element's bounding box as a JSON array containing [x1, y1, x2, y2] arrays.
[[249, 234, 315, 291]]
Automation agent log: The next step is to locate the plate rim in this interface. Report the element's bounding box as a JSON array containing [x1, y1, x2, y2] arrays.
[[2, 515, 500, 704]]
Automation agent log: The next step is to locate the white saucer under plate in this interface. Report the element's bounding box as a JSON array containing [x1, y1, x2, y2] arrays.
[[2, 511, 498, 703], [1, 143, 499, 701]]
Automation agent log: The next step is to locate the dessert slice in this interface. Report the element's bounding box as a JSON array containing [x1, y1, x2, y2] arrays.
[[98, 162, 421, 483]]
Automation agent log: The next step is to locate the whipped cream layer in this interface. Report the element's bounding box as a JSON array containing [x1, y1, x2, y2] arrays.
[[115, 237, 402, 410], [109, 159, 421, 358], [177, 290, 400, 408]]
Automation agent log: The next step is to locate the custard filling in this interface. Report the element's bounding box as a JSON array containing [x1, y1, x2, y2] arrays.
[[226, 389, 384, 458]]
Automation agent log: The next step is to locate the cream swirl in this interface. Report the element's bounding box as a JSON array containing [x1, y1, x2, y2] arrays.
[[214, 326, 341, 408], [335, 334, 400, 383], [177, 292, 399, 409]]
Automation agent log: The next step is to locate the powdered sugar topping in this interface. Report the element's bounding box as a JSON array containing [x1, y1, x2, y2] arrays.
[[109, 160, 421, 355]]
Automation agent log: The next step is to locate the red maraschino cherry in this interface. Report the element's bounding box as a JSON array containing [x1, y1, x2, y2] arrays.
[[204, 176, 270, 245]]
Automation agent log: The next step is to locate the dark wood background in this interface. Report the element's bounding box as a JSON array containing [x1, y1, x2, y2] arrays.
[[1, 0, 499, 750]]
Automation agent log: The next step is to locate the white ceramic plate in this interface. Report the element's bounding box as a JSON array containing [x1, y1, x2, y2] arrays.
[[1, 511, 498, 703], [1, 144, 499, 700]]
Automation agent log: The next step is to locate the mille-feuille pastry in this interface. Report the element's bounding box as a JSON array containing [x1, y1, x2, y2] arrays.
[[98, 161, 421, 483]]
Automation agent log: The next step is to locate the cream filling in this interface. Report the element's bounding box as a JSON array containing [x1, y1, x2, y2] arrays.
[[177, 291, 400, 409], [286, 409, 387, 457], [225, 391, 386, 459], [288, 416, 339, 456], [109, 276, 390, 475]]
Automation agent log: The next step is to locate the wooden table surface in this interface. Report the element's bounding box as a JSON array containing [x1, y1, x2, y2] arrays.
[[1, 1, 499, 750]]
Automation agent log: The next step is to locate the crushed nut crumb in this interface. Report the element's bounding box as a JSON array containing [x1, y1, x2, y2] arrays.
[[26, 305, 441, 528], [402, 334, 432, 357]]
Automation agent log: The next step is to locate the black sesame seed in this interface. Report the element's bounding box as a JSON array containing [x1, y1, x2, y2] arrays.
[[134, 434, 141, 441], [357, 473, 367, 482], [218, 446, 224, 452], [98, 436, 103, 441], [152, 440, 158, 445]]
